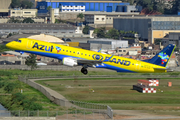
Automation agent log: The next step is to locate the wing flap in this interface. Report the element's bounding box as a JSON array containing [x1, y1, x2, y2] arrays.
[[77, 59, 102, 64]]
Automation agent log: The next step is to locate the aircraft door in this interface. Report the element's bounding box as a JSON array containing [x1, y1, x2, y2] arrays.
[[136, 61, 141, 71], [26, 40, 32, 49]]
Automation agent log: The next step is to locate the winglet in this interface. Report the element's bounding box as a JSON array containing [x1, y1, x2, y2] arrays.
[[98, 48, 102, 53], [103, 55, 113, 62]]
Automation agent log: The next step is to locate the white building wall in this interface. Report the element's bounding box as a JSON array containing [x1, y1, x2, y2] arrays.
[[94, 15, 106, 24], [61, 5, 85, 12], [10, 9, 37, 17]]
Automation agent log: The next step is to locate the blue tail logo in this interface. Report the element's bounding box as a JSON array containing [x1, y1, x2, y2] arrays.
[[143, 44, 176, 67], [158, 52, 169, 65]]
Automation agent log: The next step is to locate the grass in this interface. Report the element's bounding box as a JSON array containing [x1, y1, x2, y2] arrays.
[[36, 77, 180, 111], [1, 69, 180, 115]]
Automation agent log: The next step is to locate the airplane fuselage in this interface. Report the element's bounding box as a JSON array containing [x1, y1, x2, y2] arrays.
[[6, 38, 170, 73]]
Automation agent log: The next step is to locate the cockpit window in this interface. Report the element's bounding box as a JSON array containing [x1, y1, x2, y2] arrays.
[[14, 39, 21, 43]]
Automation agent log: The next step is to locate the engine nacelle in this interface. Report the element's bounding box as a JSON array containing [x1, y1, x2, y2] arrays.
[[62, 57, 78, 67]]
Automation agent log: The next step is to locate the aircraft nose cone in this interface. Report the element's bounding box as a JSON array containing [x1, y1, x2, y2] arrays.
[[6, 42, 12, 48]]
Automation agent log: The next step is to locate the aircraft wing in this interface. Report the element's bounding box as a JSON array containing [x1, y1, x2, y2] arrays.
[[76, 55, 113, 67], [77, 59, 103, 67]]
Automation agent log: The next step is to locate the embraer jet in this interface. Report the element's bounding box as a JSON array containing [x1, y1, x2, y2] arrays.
[[6, 38, 176, 74]]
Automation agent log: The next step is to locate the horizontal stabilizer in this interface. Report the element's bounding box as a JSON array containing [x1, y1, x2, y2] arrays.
[[153, 67, 173, 72], [153, 68, 167, 70]]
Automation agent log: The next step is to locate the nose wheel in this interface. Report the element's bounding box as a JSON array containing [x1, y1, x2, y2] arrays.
[[81, 67, 88, 75]]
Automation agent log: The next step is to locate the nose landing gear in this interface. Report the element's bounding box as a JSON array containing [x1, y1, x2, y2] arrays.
[[81, 67, 88, 75]]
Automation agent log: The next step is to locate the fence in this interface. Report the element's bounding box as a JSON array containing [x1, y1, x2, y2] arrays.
[[0, 110, 109, 119], [18, 75, 113, 119]]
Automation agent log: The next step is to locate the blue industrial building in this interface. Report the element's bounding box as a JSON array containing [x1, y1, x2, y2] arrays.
[[36, 1, 130, 14]]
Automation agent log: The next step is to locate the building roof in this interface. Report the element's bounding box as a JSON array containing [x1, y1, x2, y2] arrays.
[[37, 0, 123, 3], [4, 51, 29, 57], [28, 34, 64, 43], [0, 23, 76, 30], [88, 38, 128, 42], [2, 33, 65, 43], [84, 11, 139, 15], [114, 15, 180, 19], [60, 2, 85, 5]]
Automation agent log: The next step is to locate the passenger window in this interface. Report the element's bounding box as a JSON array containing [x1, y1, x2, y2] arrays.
[[66, 50, 68, 52], [73, 51, 75, 53], [85, 54, 87, 56], [81, 53, 83, 55], [70, 51, 71, 53]]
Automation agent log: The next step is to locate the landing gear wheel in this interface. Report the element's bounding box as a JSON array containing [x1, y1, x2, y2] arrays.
[[81, 68, 88, 75]]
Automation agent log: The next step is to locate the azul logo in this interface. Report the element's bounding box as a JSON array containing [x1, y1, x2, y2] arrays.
[[92, 54, 103, 61], [158, 52, 169, 64], [55, 46, 61, 53], [32, 42, 54, 52], [105, 57, 131, 66]]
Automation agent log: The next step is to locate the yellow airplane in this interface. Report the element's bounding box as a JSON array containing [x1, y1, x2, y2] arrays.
[[6, 38, 176, 74]]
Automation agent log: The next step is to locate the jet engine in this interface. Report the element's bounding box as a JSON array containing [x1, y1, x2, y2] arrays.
[[62, 57, 78, 67]]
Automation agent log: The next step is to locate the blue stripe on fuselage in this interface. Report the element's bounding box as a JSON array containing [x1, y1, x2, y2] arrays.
[[103, 64, 135, 73], [23, 50, 135, 72]]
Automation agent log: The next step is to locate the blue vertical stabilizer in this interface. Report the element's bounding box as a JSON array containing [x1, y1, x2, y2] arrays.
[[143, 44, 176, 67]]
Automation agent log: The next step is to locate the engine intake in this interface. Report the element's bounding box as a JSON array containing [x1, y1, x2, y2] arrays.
[[62, 57, 78, 67]]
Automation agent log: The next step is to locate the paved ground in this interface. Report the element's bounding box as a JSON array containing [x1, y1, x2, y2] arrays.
[[0, 117, 55, 120], [113, 110, 180, 120]]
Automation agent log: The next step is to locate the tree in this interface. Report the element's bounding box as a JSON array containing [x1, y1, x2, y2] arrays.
[[21, 0, 33, 9], [11, 0, 21, 8], [155, 39, 162, 45], [4, 83, 15, 93], [96, 27, 106, 38], [82, 25, 89, 34], [77, 13, 84, 21], [47, 6, 52, 11], [11, 0, 33, 9], [25, 54, 37, 70], [171, 0, 180, 14], [0, 45, 11, 52], [8, 17, 22, 23], [22, 18, 35, 23], [106, 28, 120, 40]]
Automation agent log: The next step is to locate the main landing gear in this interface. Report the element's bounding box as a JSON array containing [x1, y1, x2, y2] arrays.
[[81, 67, 88, 75]]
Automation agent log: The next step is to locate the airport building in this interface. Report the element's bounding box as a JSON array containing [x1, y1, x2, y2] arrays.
[[0, 17, 44, 24], [161, 32, 180, 49], [84, 12, 139, 24], [87, 39, 128, 51], [9, 9, 37, 18], [116, 44, 141, 56], [36, 1, 130, 14], [0, 23, 76, 35], [0, 23, 89, 38], [113, 16, 180, 44], [0, 0, 11, 16]]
